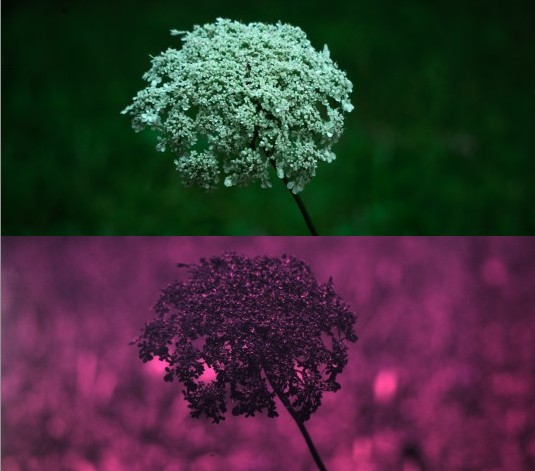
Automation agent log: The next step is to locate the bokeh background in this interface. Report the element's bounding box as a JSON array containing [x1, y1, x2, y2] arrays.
[[2, 237, 535, 470], [2, 0, 534, 235]]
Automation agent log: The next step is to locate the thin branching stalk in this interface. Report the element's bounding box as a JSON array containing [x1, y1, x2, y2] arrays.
[[268, 159, 319, 235], [264, 371, 328, 471]]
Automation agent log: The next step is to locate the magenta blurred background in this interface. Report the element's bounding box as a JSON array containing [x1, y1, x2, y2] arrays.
[[2, 237, 535, 471]]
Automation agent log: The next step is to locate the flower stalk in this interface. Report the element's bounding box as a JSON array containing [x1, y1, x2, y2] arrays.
[[264, 370, 328, 470], [269, 159, 318, 235]]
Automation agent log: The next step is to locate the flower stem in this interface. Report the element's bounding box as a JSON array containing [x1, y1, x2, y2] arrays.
[[269, 160, 319, 235], [286, 187, 319, 236], [264, 373, 328, 471], [286, 409, 328, 471]]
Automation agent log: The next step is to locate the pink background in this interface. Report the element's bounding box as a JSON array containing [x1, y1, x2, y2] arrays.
[[2, 237, 535, 470]]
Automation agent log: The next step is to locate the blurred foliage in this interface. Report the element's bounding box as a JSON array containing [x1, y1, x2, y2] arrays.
[[2, 0, 534, 234]]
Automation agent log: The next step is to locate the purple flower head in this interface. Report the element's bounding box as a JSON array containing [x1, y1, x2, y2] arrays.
[[135, 252, 357, 424]]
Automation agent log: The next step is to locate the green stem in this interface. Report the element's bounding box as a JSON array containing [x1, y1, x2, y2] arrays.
[[269, 160, 319, 235]]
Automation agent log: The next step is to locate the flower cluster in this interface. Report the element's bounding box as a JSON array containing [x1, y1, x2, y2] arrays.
[[134, 253, 357, 423], [122, 19, 353, 193]]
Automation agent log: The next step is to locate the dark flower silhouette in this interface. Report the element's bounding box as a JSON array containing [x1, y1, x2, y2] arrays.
[[134, 252, 357, 470]]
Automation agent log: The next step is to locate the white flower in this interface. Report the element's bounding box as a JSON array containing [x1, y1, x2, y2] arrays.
[[342, 101, 354, 113], [324, 151, 336, 163], [122, 19, 353, 191]]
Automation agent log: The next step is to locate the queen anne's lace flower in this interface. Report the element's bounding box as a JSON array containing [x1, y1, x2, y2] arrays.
[[122, 18, 353, 193], [134, 253, 357, 424]]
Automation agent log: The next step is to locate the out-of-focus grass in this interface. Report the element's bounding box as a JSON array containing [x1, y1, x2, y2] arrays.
[[2, 0, 534, 234]]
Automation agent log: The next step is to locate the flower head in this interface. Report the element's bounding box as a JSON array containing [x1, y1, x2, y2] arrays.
[[122, 19, 353, 193], [134, 252, 357, 423]]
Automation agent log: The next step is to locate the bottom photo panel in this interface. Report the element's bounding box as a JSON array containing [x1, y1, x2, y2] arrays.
[[2, 237, 534, 471]]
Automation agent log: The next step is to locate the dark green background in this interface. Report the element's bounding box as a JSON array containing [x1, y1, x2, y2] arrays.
[[3, 0, 534, 234]]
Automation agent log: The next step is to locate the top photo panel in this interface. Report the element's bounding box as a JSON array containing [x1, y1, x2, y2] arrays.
[[3, 0, 534, 235]]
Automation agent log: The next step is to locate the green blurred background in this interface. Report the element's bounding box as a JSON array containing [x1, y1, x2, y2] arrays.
[[2, 0, 534, 235]]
